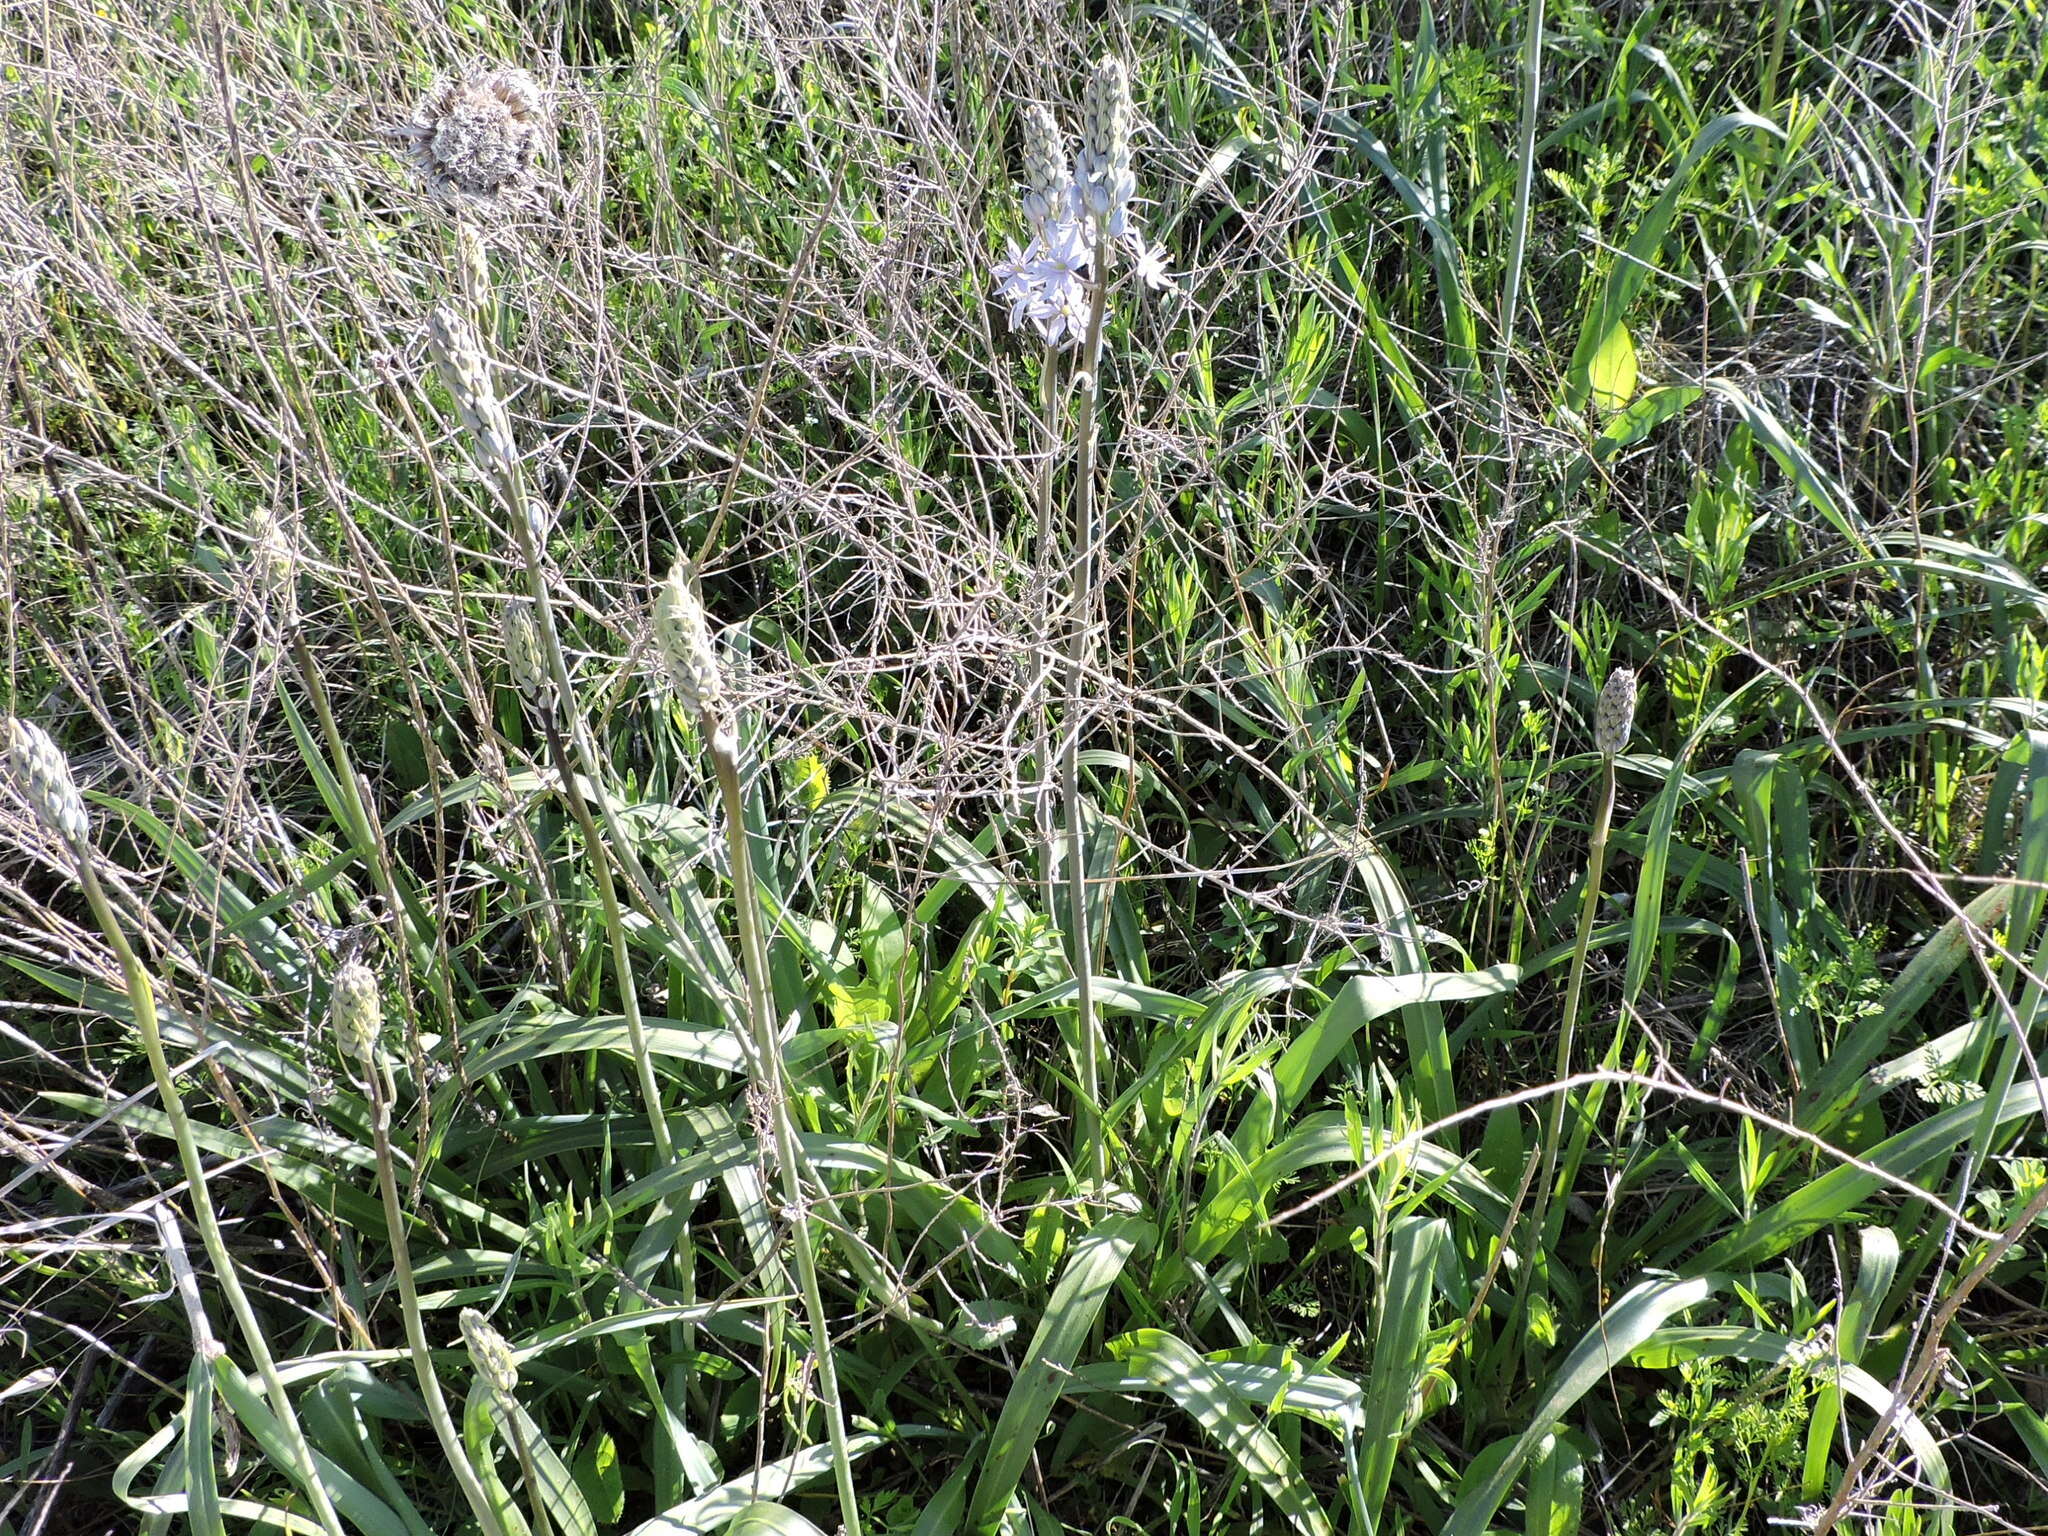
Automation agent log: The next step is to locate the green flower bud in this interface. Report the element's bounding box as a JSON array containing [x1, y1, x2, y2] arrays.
[[330, 959, 383, 1067], [1594, 667, 1637, 758], [5, 718, 88, 847]]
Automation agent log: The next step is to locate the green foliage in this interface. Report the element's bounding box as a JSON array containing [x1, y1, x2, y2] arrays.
[[5, 0, 2048, 1530]]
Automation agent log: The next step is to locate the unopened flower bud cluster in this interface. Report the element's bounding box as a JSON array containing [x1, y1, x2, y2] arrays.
[[330, 959, 384, 1066], [459, 1307, 521, 1399], [502, 598, 551, 709], [426, 305, 519, 481], [1594, 667, 1638, 758], [652, 561, 727, 723], [5, 718, 89, 847]]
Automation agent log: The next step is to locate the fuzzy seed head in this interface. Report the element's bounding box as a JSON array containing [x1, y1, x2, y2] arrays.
[[426, 304, 519, 479], [1594, 667, 1638, 757], [502, 598, 550, 709], [1076, 57, 1134, 215], [459, 1308, 520, 1397], [1019, 103, 1070, 234], [393, 67, 549, 205], [4, 717, 88, 847], [652, 562, 725, 723], [330, 959, 383, 1066]]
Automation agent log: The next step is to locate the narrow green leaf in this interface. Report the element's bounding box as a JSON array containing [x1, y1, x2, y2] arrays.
[[1444, 1276, 1713, 1536], [1109, 1331, 1337, 1536], [1358, 1218, 1448, 1510], [627, 1436, 884, 1535], [209, 1357, 414, 1536], [1701, 379, 1871, 557], [968, 1215, 1149, 1532]]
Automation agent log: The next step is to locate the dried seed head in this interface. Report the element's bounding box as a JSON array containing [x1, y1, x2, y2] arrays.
[[652, 561, 725, 723], [502, 598, 551, 709], [1019, 103, 1070, 234], [458, 1308, 520, 1398], [1075, 57, 1134, 217], [1594, 667, 1637, 757], [426, 304, 519, 484], [392, 67, 549, 205], [4, 717, 88, 847], [330, 959, 383, 1066]]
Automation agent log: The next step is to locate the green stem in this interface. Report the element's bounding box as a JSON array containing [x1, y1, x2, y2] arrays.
[[709, 730, 864, 1536], [74, 858, 348, 1536], [541, 714, 674, 1162], [502, 1402, 554, 1536], [1031, 350, 1061, 925], [1065, 242, 1113, 1192], [1497, 0, 1546, 388], [365, 1052, 509, 1536], [1527, 754, 1618, 1252]]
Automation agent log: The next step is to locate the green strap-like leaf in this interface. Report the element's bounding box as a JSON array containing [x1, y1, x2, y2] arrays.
[[1444, 1276, 1713, 1536], [626, 1433, 885, 1535], [967, 1215, 1149, 1532]]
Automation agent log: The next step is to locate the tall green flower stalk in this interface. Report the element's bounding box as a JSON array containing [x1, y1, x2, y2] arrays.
[[334, 960, 510, 1536], [3, 719, 349, 1536], [1526, 666, 1638, 1253], [1022, 102, 1070, 925], [992, 58, 1164, 1192], [461, 1307, 551, 1536], [653, 563, 865, 1536], [1058, 58, 1134, 1192], [426, 305, 677, 1164]]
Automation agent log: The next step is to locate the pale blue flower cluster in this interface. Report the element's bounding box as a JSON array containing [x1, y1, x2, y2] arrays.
[[993, 66, 1168, 351]]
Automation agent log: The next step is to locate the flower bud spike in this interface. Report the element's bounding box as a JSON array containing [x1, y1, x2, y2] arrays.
[[330, 959, 384, 1068], [459, 1308, 520, 1399], [245, 508, 300, 630], [502, 598, 551, 711], [1076, 57, 1134, 222], [1019, 103, 1070, 236], [5, 718, 89, 848], [1594, 666, 1638, 758], [426, 305, 520, 486], [652, 561, 726, 726]]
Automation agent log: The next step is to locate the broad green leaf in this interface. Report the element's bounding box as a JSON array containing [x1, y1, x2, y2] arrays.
[[1274, 967, 1521, 1116], [1107, 1331, 1336, 1536], [968, 1215, 1149, 1532], [208, 1357, 414, 1536], [1525, 1432, 1584, 1536], [1444, 1276, 1713, 1535], [1358, 1218, 1448, 1510], [1586, 319, 1637, 412], [183, 1356, 224, 1536], [1566, 112, 1782, 411], [1693, 1079, 2045, 1271], [729, 1505, 832, 1536], [1591, 384, 1701, 464], [626, 1437, 884, 1535]]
